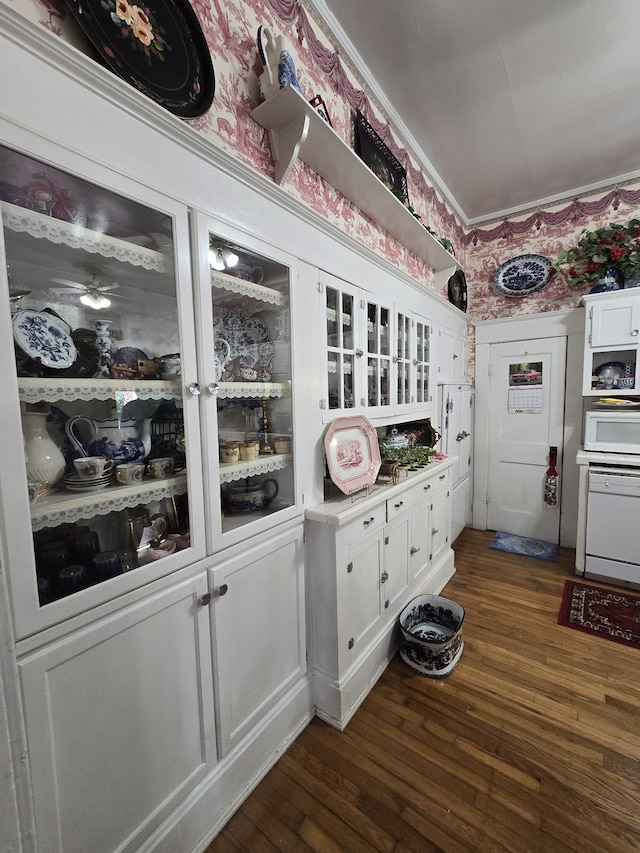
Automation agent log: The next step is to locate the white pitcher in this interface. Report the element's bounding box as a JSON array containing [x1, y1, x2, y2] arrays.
[[22, 409, 66, 487]]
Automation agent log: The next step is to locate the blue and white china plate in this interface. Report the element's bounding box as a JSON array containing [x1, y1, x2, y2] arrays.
[[13, 309, 77, 369], [493, 254, 553, 297]]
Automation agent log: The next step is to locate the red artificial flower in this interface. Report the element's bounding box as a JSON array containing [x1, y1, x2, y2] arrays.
[[610, 245, 627, 260], [613, 230, 626, 241], [586, 262, 601, 272], [568, 266, 578, 278]]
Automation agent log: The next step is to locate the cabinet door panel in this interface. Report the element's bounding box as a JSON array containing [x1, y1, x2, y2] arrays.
[[347, 531, 384, 658], [18, 574, 215, 853], [384, 514, 410, 613], [210, 526, 306, 755], [409, 500, 431, 582]]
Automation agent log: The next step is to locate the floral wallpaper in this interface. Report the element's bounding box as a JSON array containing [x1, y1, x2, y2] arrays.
[[5, 0, 640, 337]]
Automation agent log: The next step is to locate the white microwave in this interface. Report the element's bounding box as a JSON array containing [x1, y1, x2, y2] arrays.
[[584, 409, 640, 453]]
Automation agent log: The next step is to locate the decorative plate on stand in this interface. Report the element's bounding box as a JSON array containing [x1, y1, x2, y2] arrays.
[[65, 0, 215, 118], [324, 415, 381, 495], [493, 254, 553, 297]]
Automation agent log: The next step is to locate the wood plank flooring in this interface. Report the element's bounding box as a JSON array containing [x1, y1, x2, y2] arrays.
[[205, 528, 640, 852]]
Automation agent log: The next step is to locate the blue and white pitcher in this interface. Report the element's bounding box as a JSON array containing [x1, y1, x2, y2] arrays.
[[257, 25, 304, 101], [66, 409, 152, 464]]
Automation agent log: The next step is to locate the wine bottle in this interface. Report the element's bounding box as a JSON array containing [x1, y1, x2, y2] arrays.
[[544, 446, 558, 506]]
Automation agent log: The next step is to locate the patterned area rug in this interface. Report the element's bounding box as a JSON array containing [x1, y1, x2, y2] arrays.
[[558, 581, 640, 649], [489, 531, 558, 562]]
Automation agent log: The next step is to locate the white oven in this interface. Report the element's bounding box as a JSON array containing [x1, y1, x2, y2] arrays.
[[584, 410, 640, 454], [585, 467, 640, 587]]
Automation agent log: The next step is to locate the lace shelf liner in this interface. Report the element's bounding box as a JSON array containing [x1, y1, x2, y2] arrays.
[[18, 377, 183, 404], [30, 475, 188, 532], [219, 454, 291, 484], [2, 202, 172, 274], [211, 269, 287, 306]]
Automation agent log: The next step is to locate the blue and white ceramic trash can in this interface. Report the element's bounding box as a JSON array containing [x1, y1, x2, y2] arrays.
[[398, 594, 464, 677]]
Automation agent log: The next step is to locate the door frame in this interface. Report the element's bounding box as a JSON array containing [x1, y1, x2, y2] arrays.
[[473, 308, 585, 548]]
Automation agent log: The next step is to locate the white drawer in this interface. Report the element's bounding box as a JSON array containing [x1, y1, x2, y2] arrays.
[[344, 507, 385, 544]]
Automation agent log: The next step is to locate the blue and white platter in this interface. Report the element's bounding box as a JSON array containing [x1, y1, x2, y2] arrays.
[[13, 309, 77, 369], [493, 254, 553, 297]]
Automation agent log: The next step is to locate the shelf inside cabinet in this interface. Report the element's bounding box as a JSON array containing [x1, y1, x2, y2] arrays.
[[251, 86, 459, 272], [30, 474, 188, 531], [218, 453, 291, 484], [217, 381, 290, 400], [211, 269, 287, 307], [2, 202, 172, 275], [18, 377, 184, 404]]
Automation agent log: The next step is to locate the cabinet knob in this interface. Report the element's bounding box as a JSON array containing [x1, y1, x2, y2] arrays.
[[215, 583, 228, 597], [632, 329, 639, 336], [423, 484, 431, 491], [363, 516, 376, 527], [207, 383, 220, 396], [198, 593, 212, 607], [410, 546, 421, 555], [432, 528, 439, 536], [381, 570, 389, 583], [355, 348, 364, 358], [348, 638, 354, 650], [394, 500, 404, 509], [188, 381, 201, 396], [439, 474, 446, 480]]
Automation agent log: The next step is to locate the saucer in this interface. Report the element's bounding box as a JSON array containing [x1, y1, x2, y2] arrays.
[[63, 472, 113, 491]]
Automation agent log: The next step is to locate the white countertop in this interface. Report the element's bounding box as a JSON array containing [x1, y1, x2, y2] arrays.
[[305, 456, 457, 527], [577, 447, 640, 467]]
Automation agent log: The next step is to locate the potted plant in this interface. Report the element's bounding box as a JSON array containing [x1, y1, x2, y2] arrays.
[[554, 219, 640, 291]]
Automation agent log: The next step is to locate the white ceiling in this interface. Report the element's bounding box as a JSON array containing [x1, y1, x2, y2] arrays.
[[315, 0, 640, 225]]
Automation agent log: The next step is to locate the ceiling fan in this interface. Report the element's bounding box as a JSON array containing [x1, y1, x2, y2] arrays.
[[50, 265, 126, 309]]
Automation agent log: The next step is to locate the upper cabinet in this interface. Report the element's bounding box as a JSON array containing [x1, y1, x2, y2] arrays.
[[251, 86, 459, 273], [437, 327, 467, 384], [582, 290, 640, 395], [192, 214, 300, 549], [395, 304, 433, 416], [0, 143, 205, 638]]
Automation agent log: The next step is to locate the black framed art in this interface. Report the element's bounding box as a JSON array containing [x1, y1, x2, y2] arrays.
[[447, 269, 468, 312], [354, 111, 408, 204], [65, 0, 215, 119]]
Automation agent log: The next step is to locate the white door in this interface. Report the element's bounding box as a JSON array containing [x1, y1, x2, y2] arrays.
[[486, 338, 567, 542]]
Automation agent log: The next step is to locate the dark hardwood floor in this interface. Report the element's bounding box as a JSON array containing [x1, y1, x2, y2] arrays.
[[206, 528, 640, 852]]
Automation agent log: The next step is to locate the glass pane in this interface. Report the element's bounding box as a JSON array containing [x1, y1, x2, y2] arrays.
[[423, 324, 430, 362], [416, 323, 424, 362], [380, 307, 390, 356], [342, 293, 353, 350], [416, 364, 425, 402], [326, 287, 338, 347], [368, 358, 378, 406], [209, 232, 293, 536], [367, 302, 378, 355], [343, 354, 354, 408], [380, 360, 389, 407], [327, 351, 340, 409], [1, 144, 190, 606]]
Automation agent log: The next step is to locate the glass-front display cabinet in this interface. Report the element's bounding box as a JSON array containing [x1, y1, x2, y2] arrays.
[[321, 270, 391, 421], [0, 143, 204, 638], [192, 215, 298, 550]]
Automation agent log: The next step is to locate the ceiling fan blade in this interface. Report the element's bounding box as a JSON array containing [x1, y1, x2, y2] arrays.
[[50, 277, 85, 290]]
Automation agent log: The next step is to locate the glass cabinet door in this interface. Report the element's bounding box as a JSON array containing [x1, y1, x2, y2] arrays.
[[414, 318, 431, 406], [396, 308, 412, 411], [365, 298, 392, 416], [0, 143, 202, 637], [193, 216, 297, 549], [324, 277, 358, 415]]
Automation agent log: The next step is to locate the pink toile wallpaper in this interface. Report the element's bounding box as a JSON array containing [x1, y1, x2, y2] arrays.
[[5, 0, 640, 330]]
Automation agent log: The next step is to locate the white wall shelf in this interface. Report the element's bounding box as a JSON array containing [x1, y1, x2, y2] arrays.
[[251, 86, 459, 273]]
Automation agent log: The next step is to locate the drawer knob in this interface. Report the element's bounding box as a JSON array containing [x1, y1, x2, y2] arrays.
[[394, 501, 404, 509], [198, 593, 212, 607], [423, 484, 431, 491], [439, 474, 446, 480], [410, 546, 421, 555], [632, 329, 639, 336], [216, 583, 228, 597], [363, 516, 376, 526]]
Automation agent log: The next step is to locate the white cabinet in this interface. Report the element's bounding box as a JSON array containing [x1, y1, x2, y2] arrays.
[[582, 290, 640, 395], [192, 214, 302, 551], [438, 383, 473, 541], [306, 461, 455, 729], [17, 572, 216, 853], [394, 304, 434, 415], [0, 142, 205, 639], [208, 524, 306, 756], [437, 327, 467, 384], [319, 270, 392, 420]]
